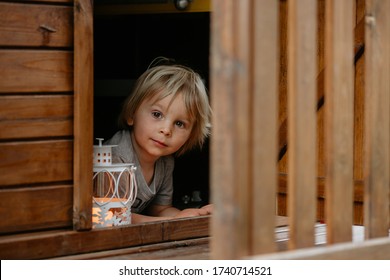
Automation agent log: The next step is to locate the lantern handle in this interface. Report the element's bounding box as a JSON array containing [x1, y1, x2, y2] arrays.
[[96, 138, 104, 147]]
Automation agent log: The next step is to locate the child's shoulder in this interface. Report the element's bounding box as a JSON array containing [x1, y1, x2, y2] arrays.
[[105, 130, 129, 145]]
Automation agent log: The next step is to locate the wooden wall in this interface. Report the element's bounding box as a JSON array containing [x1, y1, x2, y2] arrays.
[[0, 0, 74, 234]]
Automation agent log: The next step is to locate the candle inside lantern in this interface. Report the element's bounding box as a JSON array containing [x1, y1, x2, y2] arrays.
[[92, 138, 137, 228]]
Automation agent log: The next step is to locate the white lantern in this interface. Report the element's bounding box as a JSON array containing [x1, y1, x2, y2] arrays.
[[92, 138, 137, 228]]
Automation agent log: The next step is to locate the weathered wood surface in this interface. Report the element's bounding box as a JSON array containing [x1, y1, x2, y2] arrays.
[[0, 185, 73, 234], [251, 0, 279, 255], [253, 236, 390, 260], [210, 0, 279, 259], [324, 0, 355, 244], [0, 50, 73, 93], [0, 95, 73, 139], [287, 0, 318, 250], [0, 2, 73, 47], [0, 216, 211, 259], [364, 0, 390, 239], [73, 0, 94, 231], [55, 238, 211, 260], [0, 140, 73, 186]]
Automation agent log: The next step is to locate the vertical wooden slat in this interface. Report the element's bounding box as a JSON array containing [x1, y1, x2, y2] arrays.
[[211, 0, 261, 259], [287, 0, 318, 249], [234, 0, 252, 258], [325, 0, 354, 244], [364, 0, 390, 239], [210, 0, 234, 259], [251, 0, 279, 255], [73, 0, 93, 230]]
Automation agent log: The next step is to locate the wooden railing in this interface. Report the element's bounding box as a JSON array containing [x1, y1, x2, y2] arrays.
[[210, 0, 390, 259]]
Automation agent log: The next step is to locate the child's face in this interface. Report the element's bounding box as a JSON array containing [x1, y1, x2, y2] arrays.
[[128, 92, 193, 162]]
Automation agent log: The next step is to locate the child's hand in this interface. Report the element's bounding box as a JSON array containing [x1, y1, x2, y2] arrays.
[[175, 204, 213, 218], [200, 204, 213, 214]]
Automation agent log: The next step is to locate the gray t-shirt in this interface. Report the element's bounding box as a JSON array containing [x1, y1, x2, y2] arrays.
[[105, 130, 174, 214]]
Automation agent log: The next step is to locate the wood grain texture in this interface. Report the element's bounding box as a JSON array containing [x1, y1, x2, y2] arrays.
[[0, 216, 210, 259], [253, 236, 390, 260], [287, 0, 318, 249], [0, 2, 73, 47], [0, 140, 73, 186], [73, 0, 94, 231], [364, 0, 390, 239], [0, 50, 73, 93], [325, 0, 355, 244], [251, 0, 279, 255], [0, 185, 72, 234], [0, 95, 73, 139]]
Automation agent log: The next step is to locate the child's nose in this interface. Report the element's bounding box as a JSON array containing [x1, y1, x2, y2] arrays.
[[160, 123, 172, 136]]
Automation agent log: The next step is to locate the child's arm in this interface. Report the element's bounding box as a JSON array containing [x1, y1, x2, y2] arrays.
[[131, 204, 213, 224]]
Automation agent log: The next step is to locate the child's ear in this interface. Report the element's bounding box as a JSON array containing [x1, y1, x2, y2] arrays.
[[127, 118, 134, 126]]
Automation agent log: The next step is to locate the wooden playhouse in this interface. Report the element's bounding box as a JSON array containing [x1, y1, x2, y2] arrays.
[[1, 0, 389, 259]]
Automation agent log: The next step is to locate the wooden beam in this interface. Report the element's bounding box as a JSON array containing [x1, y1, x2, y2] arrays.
[[287, 0, 318, 249], [252, 236, 390, 260], [251, 0, 279, 255], [364, 0, 390, 238], [73, 0, 93, 230], [0, 216, 210, 259], [324, 0, 355, 244], [210, 0, 252, 259]]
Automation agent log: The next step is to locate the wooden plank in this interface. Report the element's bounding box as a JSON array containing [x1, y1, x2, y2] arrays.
[[0, 216, 288, 259], [0, 185, 72, 234], [251, 0, 279, 255], [0, 119, 73, 139], [324, 0, 355, 244], [73, 0, 94, 230], [0, 216, 210, 259], [209, 0, 234, 259], [232, 0, 252, 258], [287, 0, 318, 249], [0, 140, 73, 186], [252, 236, 390, 260], [210, 0, 252, 259], [0, 95, 73, 139], [0, 50, 73, 93], [0, 2, 73, 47], [164, 216, 209, 241], [364, 0, 390, 239], [55, 237, 211, 260]]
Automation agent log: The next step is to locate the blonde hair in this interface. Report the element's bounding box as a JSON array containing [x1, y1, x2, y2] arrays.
[[119, 64, 211, 156]]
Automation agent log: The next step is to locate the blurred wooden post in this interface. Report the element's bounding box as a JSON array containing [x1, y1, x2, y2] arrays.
[[251, 0, 279, 255], [325, 0, 354, 243], [210, 0, 279, 258], [287, 0, 318, 249], [210, 0, 252, 259], [364, 0, 390, 239]]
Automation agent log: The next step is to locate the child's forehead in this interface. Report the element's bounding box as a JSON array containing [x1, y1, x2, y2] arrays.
[[146, 90, 181, 105]]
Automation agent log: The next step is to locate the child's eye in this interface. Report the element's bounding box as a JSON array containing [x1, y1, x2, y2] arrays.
[[151, 111, 162, 119], [175, 121, 185, 128]]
